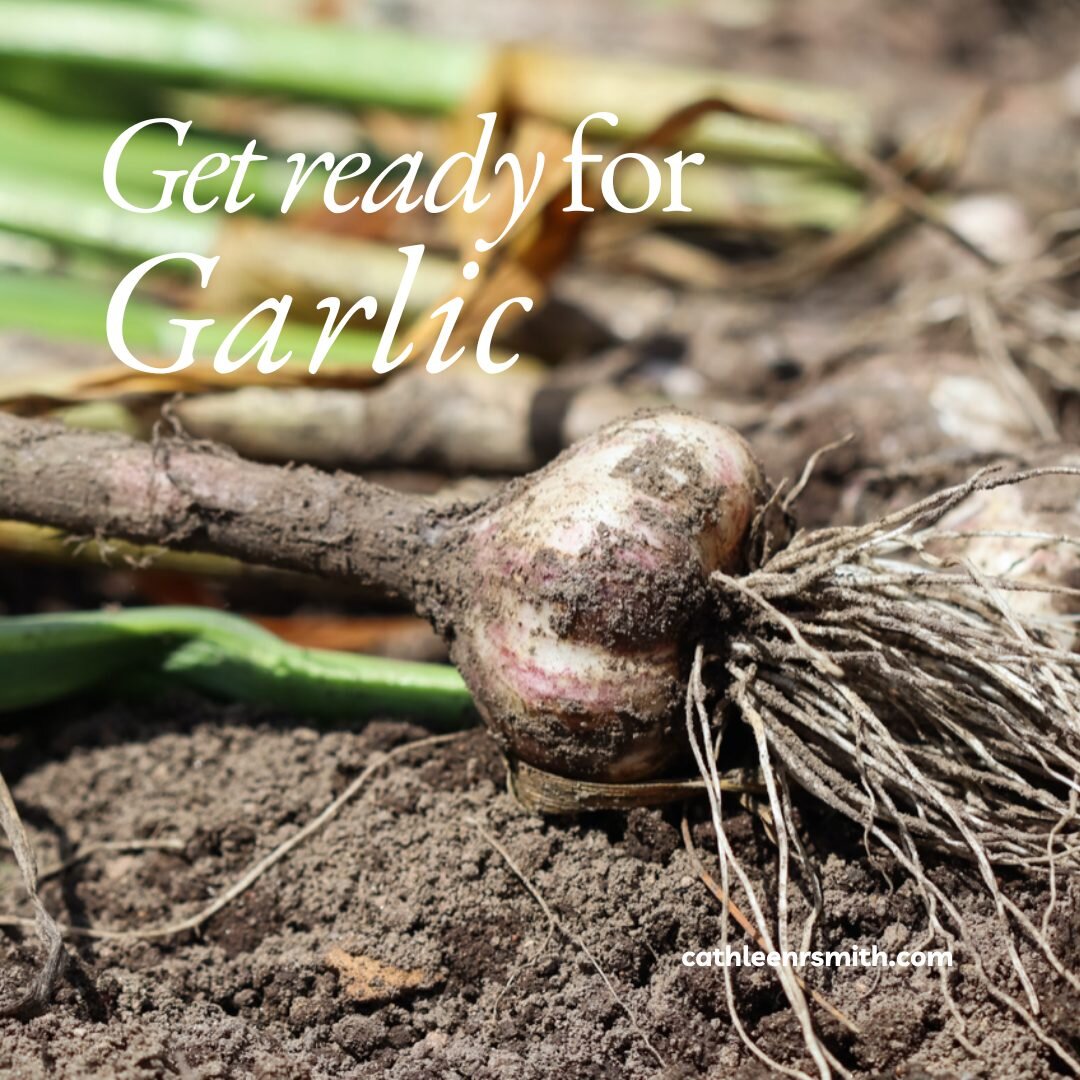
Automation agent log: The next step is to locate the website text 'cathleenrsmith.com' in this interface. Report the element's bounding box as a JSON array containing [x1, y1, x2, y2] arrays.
[[682, 946, 953, 969]]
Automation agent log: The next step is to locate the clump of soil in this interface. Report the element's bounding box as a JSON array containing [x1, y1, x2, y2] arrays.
[[2, 694, 1075, 1078]]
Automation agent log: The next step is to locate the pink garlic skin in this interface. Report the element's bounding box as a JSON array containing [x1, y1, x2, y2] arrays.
[[451, 412, 765, 783]]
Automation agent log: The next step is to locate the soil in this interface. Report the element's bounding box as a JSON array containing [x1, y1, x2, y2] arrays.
[[2, 694, 1077, 1078]]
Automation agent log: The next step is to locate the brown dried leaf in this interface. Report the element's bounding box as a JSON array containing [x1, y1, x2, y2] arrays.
[[324, 946, 438, 1003]]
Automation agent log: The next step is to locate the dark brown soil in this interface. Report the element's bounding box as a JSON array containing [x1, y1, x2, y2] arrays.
[[2, 694, 1076, 1078]]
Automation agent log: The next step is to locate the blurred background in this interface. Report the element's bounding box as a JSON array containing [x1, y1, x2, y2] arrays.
[[0, 0, 1077, 659]]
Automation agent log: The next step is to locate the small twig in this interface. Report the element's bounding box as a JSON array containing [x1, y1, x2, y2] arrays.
[[828, 137, 999, 270], [783, 435, 855, 515], [967, 290, 1059, 441], [492, 922, 555, 1019], [468, 817, 666, 1069], [35, 839, 189, 883], [0, 769, 65, 1018], [679, 812, 859, 1036], [0, 733, 462, 944]]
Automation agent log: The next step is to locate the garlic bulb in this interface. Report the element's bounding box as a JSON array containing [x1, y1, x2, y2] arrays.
[[451, 412, 767, 782]]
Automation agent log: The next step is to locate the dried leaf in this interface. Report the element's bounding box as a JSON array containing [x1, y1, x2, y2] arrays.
[[324, 947, 438, 1003]]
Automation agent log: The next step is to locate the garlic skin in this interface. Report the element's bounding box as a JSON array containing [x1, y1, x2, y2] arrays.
[[451, 412, 766, 782]]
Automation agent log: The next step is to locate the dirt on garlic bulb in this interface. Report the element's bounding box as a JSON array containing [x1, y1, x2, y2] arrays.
[[451, 412, 767, 782]]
